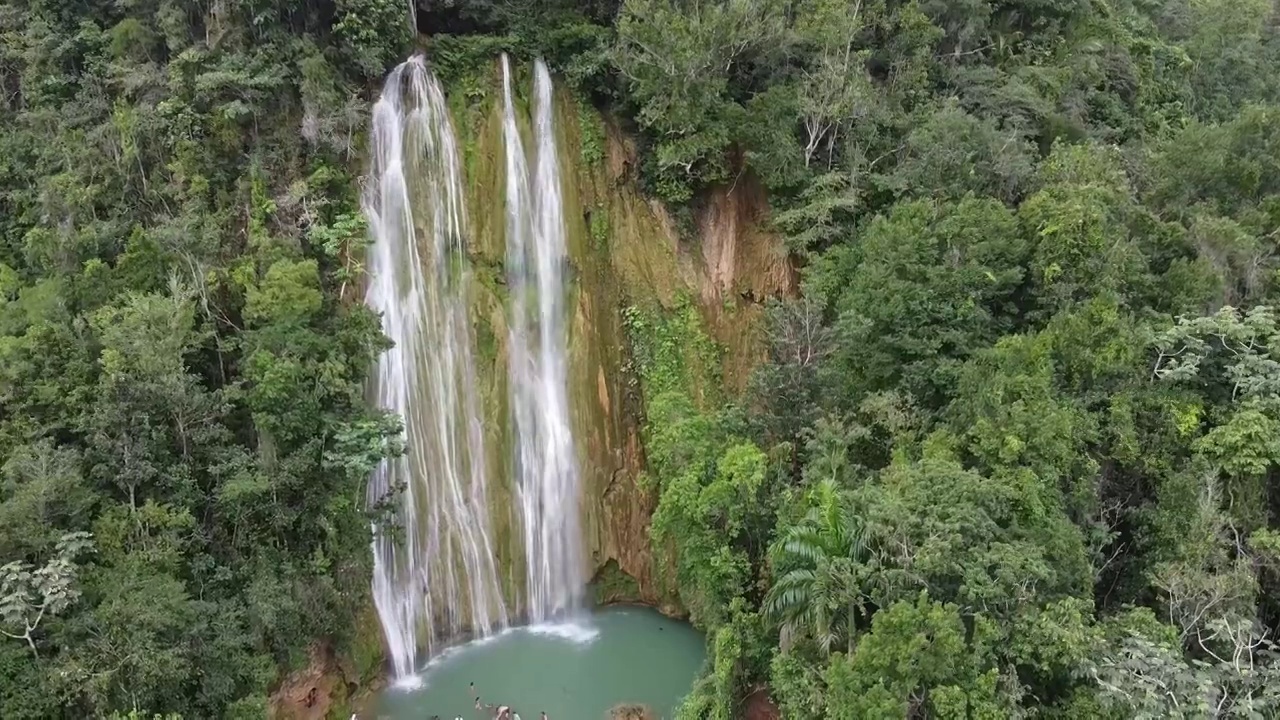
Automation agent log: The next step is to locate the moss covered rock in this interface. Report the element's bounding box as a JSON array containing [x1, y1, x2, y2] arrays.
[[607, 704, 656, 720]]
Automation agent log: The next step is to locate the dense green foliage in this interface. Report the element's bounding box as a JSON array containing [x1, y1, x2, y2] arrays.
[[0, 0, 410, 716], [7, 0, 1280, 717], [432, 0, 1280, 716]]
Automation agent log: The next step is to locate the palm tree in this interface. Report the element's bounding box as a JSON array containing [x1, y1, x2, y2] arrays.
[[765, 478, 872, 655]]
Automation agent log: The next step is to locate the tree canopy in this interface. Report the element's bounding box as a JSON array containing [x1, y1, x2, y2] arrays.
[[0, 0, 406, 716], [4, 0, 1280, 717]]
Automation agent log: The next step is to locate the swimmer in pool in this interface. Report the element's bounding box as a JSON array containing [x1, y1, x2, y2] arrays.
[[469, 682, 476, 697]]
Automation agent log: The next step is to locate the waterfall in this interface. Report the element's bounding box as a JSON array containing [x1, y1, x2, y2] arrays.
[[364, 56, 509, 680], [501, 55, 587, 622], [361, 53, 587, 679]]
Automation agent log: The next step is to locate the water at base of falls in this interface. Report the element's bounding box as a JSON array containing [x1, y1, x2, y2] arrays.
[[501, 54, 587, 625], [364, 55, 509, 680], [374, 608, 707, 720]]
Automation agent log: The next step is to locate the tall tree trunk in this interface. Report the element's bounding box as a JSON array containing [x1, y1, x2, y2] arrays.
[[848, 599, 857, 655]]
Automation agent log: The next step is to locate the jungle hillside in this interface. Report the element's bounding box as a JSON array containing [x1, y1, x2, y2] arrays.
[[2, 0, 1280, 718]]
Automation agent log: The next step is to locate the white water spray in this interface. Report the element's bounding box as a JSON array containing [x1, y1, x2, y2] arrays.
[[501, 55, 587, 622], [364, 56, 509, 680]]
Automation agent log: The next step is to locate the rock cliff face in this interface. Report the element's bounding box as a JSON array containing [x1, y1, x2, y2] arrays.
[[441, 61, 795, 613], [273, 602, 384, 719]]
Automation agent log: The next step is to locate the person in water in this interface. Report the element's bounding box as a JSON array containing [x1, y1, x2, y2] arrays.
[[477, 697, 500, 717]]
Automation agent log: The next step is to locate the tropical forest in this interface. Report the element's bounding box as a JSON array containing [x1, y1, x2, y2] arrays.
[[1, 0, 1280, 718]]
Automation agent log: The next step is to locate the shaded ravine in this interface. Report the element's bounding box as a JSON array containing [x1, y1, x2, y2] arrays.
[[364, 55, 509, 680]]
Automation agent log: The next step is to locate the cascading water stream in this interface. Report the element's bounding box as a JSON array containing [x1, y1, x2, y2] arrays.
[[501, 55, 587, 623], [364, 55, 509, 681]]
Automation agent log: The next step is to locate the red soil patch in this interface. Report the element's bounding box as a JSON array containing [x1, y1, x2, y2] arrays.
[[270, 644, 348, 720], [743, 686, 781, 720]]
